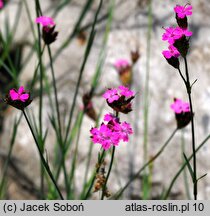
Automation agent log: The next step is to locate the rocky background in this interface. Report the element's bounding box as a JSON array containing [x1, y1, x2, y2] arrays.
[[0, 0, 210, 199]]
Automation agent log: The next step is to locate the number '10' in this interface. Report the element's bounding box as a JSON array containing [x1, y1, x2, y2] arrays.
[[193, 203, 204, 211]]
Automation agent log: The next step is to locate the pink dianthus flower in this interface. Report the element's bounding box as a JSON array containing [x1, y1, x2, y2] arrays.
[[35, 16, 55, 27], [90, 113, 133, 150], [103, 88, 120, 103], [114, 121, 133, 142], [162, 45, 180, 59], [9, 86, 29, 102], [114, 59, 130, 70], [118, 85, 134, 97], [174, 4, 192, 19], [162, 26, 192, 44], [170, 98, 190, 114], [103, 86, 135, 104]]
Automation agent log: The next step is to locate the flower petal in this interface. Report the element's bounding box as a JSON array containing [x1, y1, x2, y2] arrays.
[[9, 90, 19, 100]]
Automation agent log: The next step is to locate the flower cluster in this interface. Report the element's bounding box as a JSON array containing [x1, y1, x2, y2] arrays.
[[103, 86, 135, 114], [90, 113, 133, 150], [35, 16, 58, 45], [170, 98, 192, 129], [162, 4, 193, 67], [4, 86, 32, 110]]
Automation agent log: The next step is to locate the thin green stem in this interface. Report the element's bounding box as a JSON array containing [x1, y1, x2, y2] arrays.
[[112, 128, 178, 199], [47, 45, 62, 141], [101, 110, 118, 199], [184, 57, 197, 200], [68, 113, 84, 199], [181, 130, 191, 199], [35, 0, 44, 198], [177, 68, 187, 84], [30, 45, 46, 91], [22, 110, 64, 200], [35, 0, 43, 139], [101, 146, 116, 200]]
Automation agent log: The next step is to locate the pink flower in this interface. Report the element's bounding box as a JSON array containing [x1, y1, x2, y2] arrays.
[[114, 59, 130, 70], [162, 27, 192, 44], [118, 86, 134, 97], [35, 16, 55, 27], [103, 86, 135, 104], [90, 113, 133, 150], [170, 98, 190, 114], [90, 124, 120, 150], [104, 113, 116, 122], [103, 88, 120, 103], [162, 45, 180, 59], [174, 5, 192, 19], [9, 86, 29, 102], [0, 0, 3, 9], [114, 122, 133, 142]]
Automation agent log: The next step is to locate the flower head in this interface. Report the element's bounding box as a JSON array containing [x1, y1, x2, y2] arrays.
[[114, 121, 133, 142], [174, 4, 192, 19], [162, 45, 180, 59], [103, 86, 135, 114], [4, 86, 32, 110], [90, 123, 119, 150], [114, 59, 130, 70], [35, 16, 58, 44], [118, 85, 134, 97], [162, 26, 192, 44], [104, 113, 117, 122], [103, 88, 120, 103], [35, 16, 55, 27], [10, 86, 29, 102], [170, 98, 192, 129], [90, 113, 133, 150], [170, 98, 190, 114]]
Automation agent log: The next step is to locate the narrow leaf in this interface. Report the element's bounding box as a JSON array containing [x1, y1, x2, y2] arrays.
[[183, 152, 194, 182], [196, 173, 207, 183]]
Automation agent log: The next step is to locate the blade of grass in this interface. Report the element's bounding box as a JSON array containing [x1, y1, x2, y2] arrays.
[[181, 130, 191, 199], [67, 111, 84, 199], [142, 0, 153, 200], [183, 152, 194, 183], [0, 115, 22, 198]]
